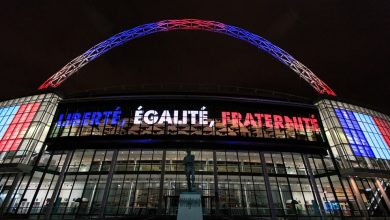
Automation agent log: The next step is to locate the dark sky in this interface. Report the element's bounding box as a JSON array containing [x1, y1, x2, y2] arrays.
[[1, 1, 390, 114]]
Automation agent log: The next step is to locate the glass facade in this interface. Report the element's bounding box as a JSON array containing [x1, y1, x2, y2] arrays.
[[316, 99, 390, 217], [0, 94, 60, 164], [316, 99, 390, 171], [3, 148, 363, 219], [1, 95, 390, 219]]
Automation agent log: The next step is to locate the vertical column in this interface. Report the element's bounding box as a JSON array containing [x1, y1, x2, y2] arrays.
[[348, 177, 368, 217], [375, 179, 390, 211], [213, 151, 219, 215], [302, 155, 325, 216], [0, 172, 23, 214], [158, 150, 166, 215], [260, 152, 276, 220], [44, 151, 72, 220], [100, 149, 119, 218]]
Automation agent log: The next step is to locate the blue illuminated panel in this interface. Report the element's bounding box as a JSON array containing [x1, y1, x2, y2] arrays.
[[334, 108, 374, 157], [335, 108, 390, 159], [0, 106, 20, 139], [353, 112, 390, 160]]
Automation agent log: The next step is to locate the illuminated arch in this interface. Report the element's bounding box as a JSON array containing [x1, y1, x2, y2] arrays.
[[38, 19, 336, 96]]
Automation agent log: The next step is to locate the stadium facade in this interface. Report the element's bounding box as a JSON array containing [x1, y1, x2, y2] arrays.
[[1, 19, 390, 220]]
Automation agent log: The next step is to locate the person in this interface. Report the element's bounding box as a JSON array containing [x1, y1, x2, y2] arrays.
[[183, 149, 195, 191]]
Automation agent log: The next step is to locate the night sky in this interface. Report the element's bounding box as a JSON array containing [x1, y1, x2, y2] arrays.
[[1, 1, 389, 114]]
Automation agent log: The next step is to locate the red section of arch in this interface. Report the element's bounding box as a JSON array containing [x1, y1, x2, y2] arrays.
[[372, 116, 390, 149], [0, 102, 41, 152]]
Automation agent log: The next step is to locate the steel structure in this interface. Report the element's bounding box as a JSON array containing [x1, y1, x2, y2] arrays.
[[38, 19, 336, 96]]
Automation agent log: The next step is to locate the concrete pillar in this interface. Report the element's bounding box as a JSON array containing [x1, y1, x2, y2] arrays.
[[302, 155, 325, 216], [375, 179, 390, 212], [260, 152, 277, 220], [44, 151, 73, 220], [158, 150, 166, 214], [99, 149, 119, 218], [348, 176, 368, 217], [213, 151, 220, 215], [0, 172, 23, 214]]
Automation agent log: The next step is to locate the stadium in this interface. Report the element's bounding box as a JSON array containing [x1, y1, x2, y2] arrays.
[[1, 19, 390, 220]]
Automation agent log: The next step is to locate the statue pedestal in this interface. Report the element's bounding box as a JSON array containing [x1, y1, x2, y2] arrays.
[[177, 192, 203, 220]]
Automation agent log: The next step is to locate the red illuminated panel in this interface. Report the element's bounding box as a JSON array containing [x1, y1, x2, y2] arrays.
[[373, 116, 390, 149], [0, 102, 41, 152]]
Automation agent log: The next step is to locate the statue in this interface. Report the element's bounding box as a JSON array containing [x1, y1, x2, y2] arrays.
[[183, 149, 195, 192]]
